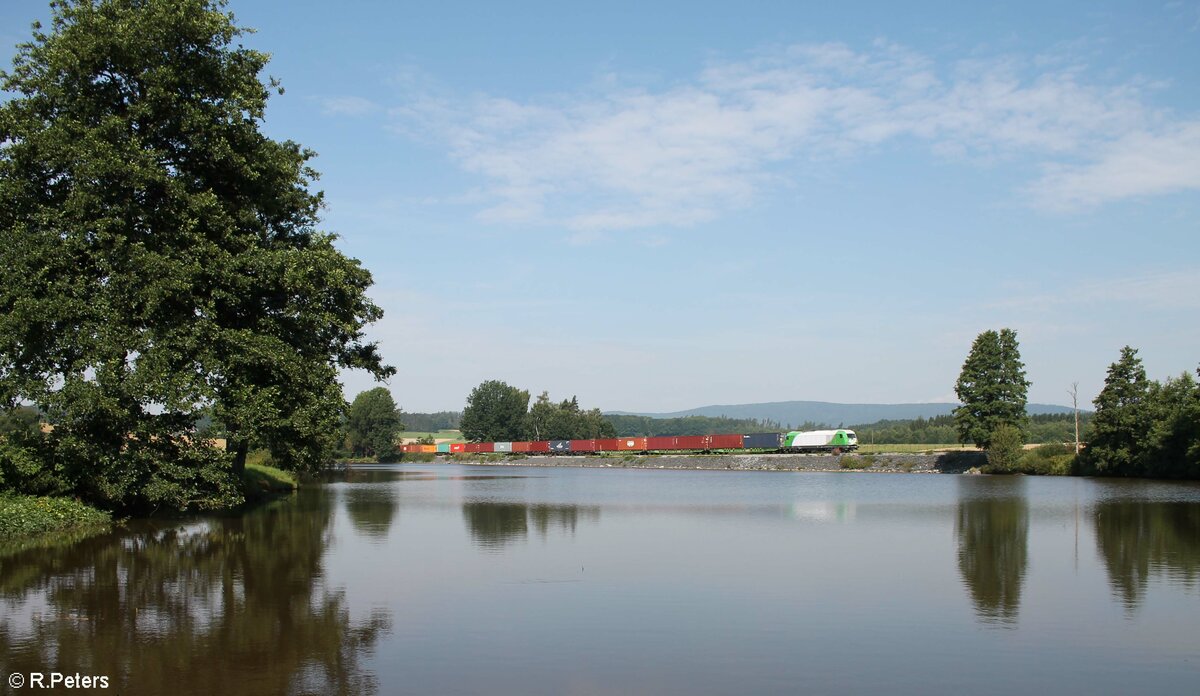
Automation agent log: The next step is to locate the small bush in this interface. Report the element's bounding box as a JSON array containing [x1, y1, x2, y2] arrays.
[[840, 455, 872, 470], [399, 452, 437, 463], [985, 425, 1025, 473], [1018, 444, 1077, 475]]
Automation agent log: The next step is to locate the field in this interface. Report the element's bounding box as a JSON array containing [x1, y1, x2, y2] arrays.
[[399, 430, 463, 442]]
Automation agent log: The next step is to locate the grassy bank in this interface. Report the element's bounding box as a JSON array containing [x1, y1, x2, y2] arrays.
[[0, 493, 111, 542], [242, 463, 298, 501]]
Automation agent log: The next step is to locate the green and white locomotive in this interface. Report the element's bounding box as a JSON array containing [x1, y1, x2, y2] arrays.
[[782, 429, 858, 452]]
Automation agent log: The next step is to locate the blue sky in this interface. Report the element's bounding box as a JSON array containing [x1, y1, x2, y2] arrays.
[[3, 0, 1199, 413]]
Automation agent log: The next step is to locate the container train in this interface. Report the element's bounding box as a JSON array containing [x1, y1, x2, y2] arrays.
[[399, 429, 859, 455]]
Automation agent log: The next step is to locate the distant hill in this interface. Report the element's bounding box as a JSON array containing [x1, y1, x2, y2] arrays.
[[607, 400, 1077, 428]]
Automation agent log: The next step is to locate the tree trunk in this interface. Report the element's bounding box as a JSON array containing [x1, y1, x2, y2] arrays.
[[231, 438, 249, 477]]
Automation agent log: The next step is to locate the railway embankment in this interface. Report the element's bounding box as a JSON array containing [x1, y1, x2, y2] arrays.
[[444, 451, 986, 474]]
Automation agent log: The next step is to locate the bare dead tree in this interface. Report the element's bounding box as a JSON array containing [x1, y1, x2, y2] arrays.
[[1068, 382, 1080, 455]]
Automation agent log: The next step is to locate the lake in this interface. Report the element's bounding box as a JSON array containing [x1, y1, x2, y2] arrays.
[[2, 463, 1198, 695]]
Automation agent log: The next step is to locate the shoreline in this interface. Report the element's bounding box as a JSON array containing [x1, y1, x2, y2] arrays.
[[423, 451, 987, 474]]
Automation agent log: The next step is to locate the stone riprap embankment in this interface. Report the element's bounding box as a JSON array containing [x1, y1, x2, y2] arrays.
[[442, 451, 985, 474]]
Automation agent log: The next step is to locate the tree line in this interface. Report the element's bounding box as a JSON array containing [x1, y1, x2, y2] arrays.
[[951, 329, 1197, 478], [402, 411, 462, 432], [460, 380, 615, 442], [850, 413, 1093, 445], [1079, 347, 1199, 478], [605, 414, 796, 437]]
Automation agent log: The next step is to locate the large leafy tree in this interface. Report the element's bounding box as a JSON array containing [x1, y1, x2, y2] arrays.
[[953, 329, 1030, 449], [460, 380, 529, 442], [0, 0, 391, 510], [346, 387, 402, 458]]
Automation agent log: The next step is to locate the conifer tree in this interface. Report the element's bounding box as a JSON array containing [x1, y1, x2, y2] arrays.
[[1085, 347, 1152, 476], [953, 329, 1030, 448]]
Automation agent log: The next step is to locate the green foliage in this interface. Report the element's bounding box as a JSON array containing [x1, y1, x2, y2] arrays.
[[1084, 350, 1199, 479], [0, 406, 41, 438], [1142, 371, 1200, 479], [345, 387, 402, 458], [985, 424, 1025, 473], [1083, 347, 1153, 476], [398, 452, 437, 462], [954, 329, 1030, 448], [0, 0, 391, 510], [1017, 443, 1075, 475], [402, 411, 462, 431], [242, 462, 297, 501], [0, 493, 110, 540], [839, 455, 873, 470], [460, 380, 530, 442], [851, 412, 1089, 446], [525, 391, 615, 440], [605, 414, 791, 437]]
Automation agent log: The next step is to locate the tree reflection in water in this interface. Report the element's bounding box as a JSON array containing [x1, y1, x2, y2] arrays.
[[0, 488, 389, 696], [1094, 500, 1200, 611], [955, 478, 1029, 627], [462, 502, 600, 550], [343, 486, 400, 541]]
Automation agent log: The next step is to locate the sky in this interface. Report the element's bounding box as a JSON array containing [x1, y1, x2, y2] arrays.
[[2, 0, 1199, 413]]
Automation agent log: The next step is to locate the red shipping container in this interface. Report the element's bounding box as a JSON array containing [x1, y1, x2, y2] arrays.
[[464, 442, 483, 453], [617, 437, 648, 451], [646, 436, 678, 451], [479, 442, 495, 453], [596, 438, 621, 451], [675, 435, 708, 450], [570, 439, 597, 452], [528, 440, 550, 452], [709, 434, 744, 449], [511, 441, 532, 452], [450, 443, 465, 453]]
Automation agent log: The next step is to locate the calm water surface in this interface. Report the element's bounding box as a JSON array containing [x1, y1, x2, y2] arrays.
[[2, 464, 1199, 694]]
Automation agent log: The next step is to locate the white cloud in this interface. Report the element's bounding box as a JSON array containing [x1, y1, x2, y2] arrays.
[[1031, 123, 1200, 209], [387, 42, 1197, 230]]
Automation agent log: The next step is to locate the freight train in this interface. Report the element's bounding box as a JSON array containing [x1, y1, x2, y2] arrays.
[[399, 429, 859, 455]]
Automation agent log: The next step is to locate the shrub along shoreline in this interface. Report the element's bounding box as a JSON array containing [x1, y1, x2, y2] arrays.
[[0, 463, 297, 549], [0, 493, 111, 543]]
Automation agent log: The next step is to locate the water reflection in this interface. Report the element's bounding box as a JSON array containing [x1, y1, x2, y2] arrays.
[[955, 477, 1029, 626], [0, 489, 389, 696], [1094, 500, 1200, 611], [343, 486, 400, 540], [462, 503, 600, 550]]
